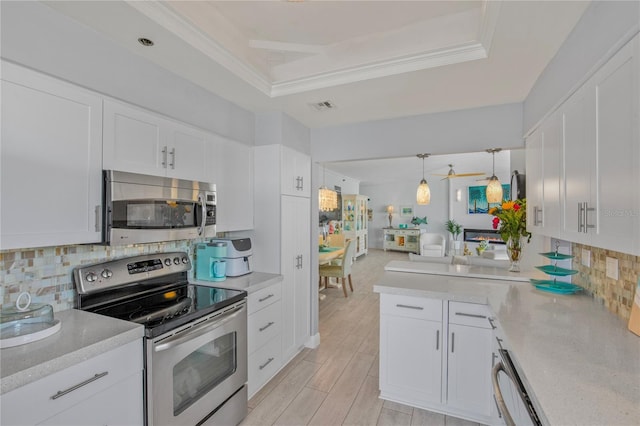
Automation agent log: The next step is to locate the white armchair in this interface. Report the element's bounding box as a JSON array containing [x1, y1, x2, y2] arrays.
[[419, 233, 446, 257]]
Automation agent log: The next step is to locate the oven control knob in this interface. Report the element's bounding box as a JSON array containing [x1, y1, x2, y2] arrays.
[[85, 272, 97, 283], [101, 269, 113, 279], [181, 256, 189, 264], [164, 258, 172, 266], [173, 257, 180, 265]]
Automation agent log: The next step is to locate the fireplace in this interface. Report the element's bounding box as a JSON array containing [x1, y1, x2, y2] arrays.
[[463, 228, 505, 245]]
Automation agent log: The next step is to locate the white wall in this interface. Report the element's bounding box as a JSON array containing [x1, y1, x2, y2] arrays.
[[310, 103, 523, 163], [524, 1, 639, 133], [1, 1, 255, 145]]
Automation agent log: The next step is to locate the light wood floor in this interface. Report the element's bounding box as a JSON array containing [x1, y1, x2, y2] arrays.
[[241, 249, 484, 426]]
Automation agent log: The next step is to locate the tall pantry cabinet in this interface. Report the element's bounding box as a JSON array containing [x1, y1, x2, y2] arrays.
[[253, 145, 312, 364]]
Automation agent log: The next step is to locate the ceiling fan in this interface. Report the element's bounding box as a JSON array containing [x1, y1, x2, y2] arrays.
[[434, 164, 485, 180]]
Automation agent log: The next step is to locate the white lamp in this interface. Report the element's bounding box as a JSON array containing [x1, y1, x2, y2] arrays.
[[386, 205, 394, 227], [416, 153, 431, 205], [485, 148, 503, 204]]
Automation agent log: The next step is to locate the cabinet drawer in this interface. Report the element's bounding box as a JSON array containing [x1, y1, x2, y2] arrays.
[[248, 335, 282, 397], [381, 294, 442, 321], [448, 302, 492, 328], [248, 300, 282, 354], [248, 282, 282, 315], [1, 339, 143, 426]]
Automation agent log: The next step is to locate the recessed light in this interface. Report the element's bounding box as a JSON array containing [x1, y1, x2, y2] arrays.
[[138, 37, 154, 47]]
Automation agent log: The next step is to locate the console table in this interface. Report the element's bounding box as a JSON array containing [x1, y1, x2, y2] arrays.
[[383, 228, 424, 253]]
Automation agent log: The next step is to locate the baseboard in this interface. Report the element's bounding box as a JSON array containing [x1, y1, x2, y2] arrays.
[[305, 333, 320, 349]]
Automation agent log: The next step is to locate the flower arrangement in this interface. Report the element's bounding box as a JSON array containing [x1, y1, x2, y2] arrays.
[[489, 199, 531, 272], [445, 219, 462, 241], [489, 199, 531, 243]]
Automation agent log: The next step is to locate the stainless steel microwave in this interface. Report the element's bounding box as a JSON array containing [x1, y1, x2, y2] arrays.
[[103, 170, 216, 245]]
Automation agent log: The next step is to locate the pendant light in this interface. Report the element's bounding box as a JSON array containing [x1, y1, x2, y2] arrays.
[[485, 148, 503, 204], [416, 153, 431, 205], [318, 166, 338, 212]]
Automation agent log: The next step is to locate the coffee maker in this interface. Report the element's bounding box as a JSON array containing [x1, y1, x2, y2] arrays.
[[195, 241, 227, 282]]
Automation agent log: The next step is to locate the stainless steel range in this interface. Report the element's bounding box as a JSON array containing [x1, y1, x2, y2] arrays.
[[74, 252, 247, 426]]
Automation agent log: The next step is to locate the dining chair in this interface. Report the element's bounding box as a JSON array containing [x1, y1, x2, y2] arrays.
[[319, 239, 356, 297]]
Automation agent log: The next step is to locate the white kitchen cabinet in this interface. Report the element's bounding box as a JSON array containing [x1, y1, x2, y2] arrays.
[[0, 61, 103, 250], [214, 135, 254, 232], [252, 144, 312, 385], [103, 99, 211, 182], [447, 302, 494, 419], [379, 295, 443, 406], [281, 146, 311, 197], [379, 295, 494, 424], [525, 107, 562, 237], [247, 281, 283, 397], [1, 339, 143, 426], [590, 34, 639, 255], [281, 195, 311, 361]]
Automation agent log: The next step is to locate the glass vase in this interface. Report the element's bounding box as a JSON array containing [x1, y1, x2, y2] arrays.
[[506, 236, 524, 272]]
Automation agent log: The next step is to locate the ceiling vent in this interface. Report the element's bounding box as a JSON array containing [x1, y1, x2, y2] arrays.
[[310, 100, 337, 111]]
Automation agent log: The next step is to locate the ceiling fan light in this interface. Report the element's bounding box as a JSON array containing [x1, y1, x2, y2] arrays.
[[486, 176, 503, 203], [417, 179, 431, 205], [319, 186, 338, 211]]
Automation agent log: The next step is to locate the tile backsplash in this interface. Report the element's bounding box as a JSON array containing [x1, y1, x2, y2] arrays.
[[572, 243, 639, 321], [1, 241, 197, 312]]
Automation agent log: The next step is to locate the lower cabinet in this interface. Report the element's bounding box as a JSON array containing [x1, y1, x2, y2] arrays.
[[1, 339, 143, 426], [247, 281, 283, 398], [379, 295, 494, 424]]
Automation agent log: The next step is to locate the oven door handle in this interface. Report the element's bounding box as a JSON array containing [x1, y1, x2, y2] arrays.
[[492, 361, 516, 426], [154, 305, 245, 352], [197, 193, 206, 236]]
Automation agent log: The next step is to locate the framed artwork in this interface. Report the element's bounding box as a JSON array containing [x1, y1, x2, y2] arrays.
[[467, 184, 511, 214], [400, 205, 413, 217]]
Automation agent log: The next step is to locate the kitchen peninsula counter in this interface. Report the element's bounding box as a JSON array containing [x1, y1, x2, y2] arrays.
[[1, 309, 143, 394], [374, 261, 640, 426]]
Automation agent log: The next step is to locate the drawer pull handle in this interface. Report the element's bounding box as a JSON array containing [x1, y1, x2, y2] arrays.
[[259, 322, 275, 332], [396, 304, 423, 310], [51, 372, 109, 400], [455, 312, 487, 319], [258, 294, 274, 303], [259, 357, 275, 370]]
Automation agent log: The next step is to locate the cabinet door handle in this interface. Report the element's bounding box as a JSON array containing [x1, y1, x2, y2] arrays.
[[496, 337, 504, 349], [451, 332, 455, 353], [436, 330, 440, 351], [259, 357, 274, 370], [161, 146, 168, 168], [395, 304, 423, 310], [578, 202, 585, 232], [50, 372, 109, 400], [455, 312, 487, 319], [488, 317, 497, 330], [94, 205, 102, 232], [258, 294, 274, 303], [492, 352, 498, 367], [169, 148, 176, 169], [259, 321, 275, 332], [584, 202, 595, 230]]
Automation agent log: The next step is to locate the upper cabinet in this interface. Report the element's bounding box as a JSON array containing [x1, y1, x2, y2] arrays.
[[525, 107, 562, 237], [1, 61, 103, 250], [281, 146, 311, 197], [103, 100, 211, 182], [529, 33, 640, 255]]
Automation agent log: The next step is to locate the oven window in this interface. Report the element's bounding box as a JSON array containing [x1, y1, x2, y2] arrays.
[[111, 200, 198, 229], [173, 332, 237, 416]]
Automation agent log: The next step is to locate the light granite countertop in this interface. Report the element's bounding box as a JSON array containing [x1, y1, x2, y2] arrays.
[[191, 271, 283, 294], [374, 262, 640, 426], [1, 309, 143, 395]]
